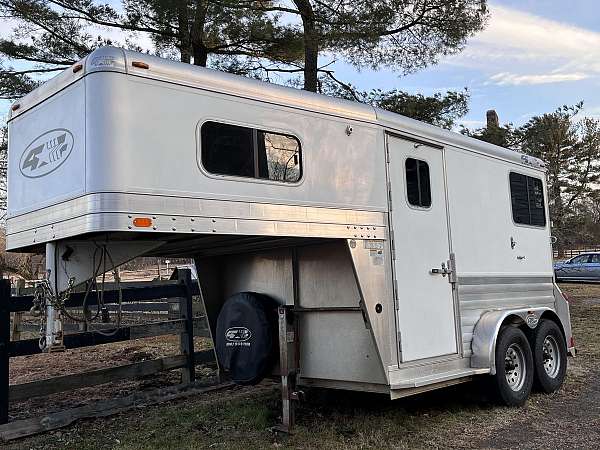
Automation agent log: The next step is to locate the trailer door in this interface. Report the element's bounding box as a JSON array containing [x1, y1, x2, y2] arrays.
[[387, 135, 458, 362]]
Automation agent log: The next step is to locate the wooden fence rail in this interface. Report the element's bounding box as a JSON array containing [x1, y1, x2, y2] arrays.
[[0, 269, 218, 426], [553, 246, 600, 259]]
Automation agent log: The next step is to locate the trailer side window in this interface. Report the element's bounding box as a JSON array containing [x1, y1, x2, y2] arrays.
[[201, 121, 301, 183], [405, 158, 431, 208], [509, 172, 546, 227]]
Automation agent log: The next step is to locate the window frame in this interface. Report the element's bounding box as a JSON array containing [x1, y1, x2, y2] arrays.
[[197, 119, 304, 186], [508, 171, 547, 229], [404, 156, 433, 210]]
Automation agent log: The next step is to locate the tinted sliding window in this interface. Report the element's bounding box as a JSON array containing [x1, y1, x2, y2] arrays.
[[405, 158, 431, 208], [509, 172, 546, 227], [201, 121, 301, 183]]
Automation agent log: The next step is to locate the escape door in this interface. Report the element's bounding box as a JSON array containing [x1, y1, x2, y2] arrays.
[[387, 135, 458, 362]]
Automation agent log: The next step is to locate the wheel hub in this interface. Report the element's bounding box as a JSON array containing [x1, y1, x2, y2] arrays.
[[505, 343, 526, 391], [542, 335, 561, 379]]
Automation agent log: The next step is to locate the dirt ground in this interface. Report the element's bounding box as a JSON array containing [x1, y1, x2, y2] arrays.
[[8, 334, 215, 421], [6, 283, 600, 449]]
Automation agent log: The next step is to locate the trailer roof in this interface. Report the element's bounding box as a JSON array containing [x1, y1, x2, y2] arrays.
[[10, 46, 545, 171]]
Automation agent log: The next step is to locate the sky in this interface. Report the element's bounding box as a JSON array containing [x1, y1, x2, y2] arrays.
[[331, 0, 600, 128], [2, 0, 600, 129]]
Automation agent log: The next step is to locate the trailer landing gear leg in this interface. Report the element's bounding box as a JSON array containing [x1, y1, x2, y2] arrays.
[[276, 306, 302, 433], [44, 242, 65, 352]]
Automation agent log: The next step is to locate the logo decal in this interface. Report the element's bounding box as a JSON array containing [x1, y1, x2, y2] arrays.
[[225, 327, 252, 342], [526, 313, 539, 328], [19, 129, 74, 178]]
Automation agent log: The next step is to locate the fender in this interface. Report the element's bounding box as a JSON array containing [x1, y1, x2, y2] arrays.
[[471, 307, 552, 375]]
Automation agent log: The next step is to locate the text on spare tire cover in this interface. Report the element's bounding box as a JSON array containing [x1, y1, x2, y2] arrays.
[[225, 327, 252, 347]]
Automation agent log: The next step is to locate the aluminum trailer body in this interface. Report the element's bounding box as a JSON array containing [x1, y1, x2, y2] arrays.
[[7, 47, 573, 403]]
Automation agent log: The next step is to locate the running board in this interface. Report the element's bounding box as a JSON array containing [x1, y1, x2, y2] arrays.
[[390, 368, 490, 390]]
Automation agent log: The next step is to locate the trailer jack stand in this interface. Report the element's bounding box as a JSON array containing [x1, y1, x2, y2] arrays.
[[43, 242, 66, 353], [276, 306, 303, 434]]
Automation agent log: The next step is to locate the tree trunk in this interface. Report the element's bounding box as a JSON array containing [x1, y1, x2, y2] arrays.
[[177, 0, 191, 63], [192, 43, 208, 67], [191, 0, 209, 66], [293, 0, 319, 92]]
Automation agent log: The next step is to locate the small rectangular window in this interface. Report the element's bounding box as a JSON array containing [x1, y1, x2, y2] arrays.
[[201, 121, 301, 183], [405, 158, 431, 208], [509, 172, 546, 227]]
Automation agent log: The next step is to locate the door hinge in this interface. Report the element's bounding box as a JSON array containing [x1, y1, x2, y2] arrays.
[[393, 278, 399, 309], [389, 229, 396, 260], [387, 181, 393, 210], [447, 253, 457, 285]]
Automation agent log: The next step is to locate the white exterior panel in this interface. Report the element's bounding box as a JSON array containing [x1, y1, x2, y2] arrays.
[[84, 72, 387, 210], [444, 146, 553, 277], [8, 81, 86, 217]]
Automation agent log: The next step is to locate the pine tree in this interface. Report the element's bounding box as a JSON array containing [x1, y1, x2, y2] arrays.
[[245, 0, 488, 92], [0, 0, 302, 98]]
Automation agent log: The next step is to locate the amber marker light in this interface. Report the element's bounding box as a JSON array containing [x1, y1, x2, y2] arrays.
[[132, 61, 150, 69], [133, 217, 153, 227]]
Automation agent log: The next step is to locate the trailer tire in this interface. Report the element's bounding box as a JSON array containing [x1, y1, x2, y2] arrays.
[[492, 326, 534, 406], [532, 319, 567, 393], [215, 292, 277, 386]]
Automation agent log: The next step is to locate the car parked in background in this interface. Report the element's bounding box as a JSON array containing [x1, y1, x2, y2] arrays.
[[554, 253, 600, 282]]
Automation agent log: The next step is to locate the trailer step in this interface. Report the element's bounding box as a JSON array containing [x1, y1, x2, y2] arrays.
[[390, 368, 489, 390]]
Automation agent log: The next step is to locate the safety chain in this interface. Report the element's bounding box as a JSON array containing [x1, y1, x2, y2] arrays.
[[30, 277, 75, 350]]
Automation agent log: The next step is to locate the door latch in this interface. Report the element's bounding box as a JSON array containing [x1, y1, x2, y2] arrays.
[[430, 262, 452, 277], [431, 255, 457, 284]]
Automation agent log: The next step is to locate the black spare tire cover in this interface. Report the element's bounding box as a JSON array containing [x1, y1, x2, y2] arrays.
[[215, 292, 277, 385]]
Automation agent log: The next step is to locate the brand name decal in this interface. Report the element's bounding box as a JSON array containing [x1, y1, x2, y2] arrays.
[[526, 313, 539, 328], [19, 129, 74, 178], [225, 327, 252, 342]]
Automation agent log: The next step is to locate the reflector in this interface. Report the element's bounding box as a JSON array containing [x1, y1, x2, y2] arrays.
[[132, 61, 150, 69], [133, 217, 153, 227]]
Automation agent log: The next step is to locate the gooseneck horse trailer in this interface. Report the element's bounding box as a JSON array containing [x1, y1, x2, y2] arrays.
[[7, 47, 574, 429]]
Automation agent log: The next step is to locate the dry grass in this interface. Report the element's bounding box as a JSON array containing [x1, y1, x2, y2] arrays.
[[6, 283, 600, 450]]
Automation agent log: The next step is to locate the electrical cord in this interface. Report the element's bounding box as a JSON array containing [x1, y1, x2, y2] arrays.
[[86, 243, 123, 337], [40, 241, 124, 338]]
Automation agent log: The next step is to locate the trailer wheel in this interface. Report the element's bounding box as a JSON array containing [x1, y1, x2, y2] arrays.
[[532, 319, 567, 393], [492, 326, 534, 406], [215, 292, 277, 386]]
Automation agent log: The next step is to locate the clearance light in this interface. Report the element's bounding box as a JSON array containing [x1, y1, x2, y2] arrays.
[[132, 61, 150, 69], [11, 103, 20, 111], [73, 64, 83, 73], [133, 217, 153, 228]]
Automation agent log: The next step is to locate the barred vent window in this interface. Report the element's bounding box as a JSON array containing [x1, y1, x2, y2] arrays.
[[509, 172, 546, 227]]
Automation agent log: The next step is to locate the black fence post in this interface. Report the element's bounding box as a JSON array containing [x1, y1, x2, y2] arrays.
[[177, 269, 195, 384], [0, 279, 11, 424]]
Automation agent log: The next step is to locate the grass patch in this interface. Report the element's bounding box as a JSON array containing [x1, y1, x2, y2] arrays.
[[7, 282, 600, 450]]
